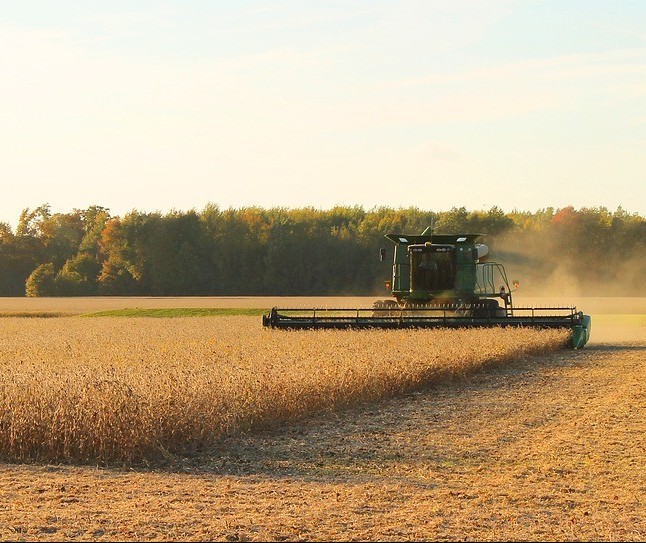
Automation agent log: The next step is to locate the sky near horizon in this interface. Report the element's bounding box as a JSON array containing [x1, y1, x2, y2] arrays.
[[1, 1, 645, 228]]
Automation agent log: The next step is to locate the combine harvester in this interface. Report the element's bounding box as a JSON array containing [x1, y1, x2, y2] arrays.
[[262, 228, 591, 348]]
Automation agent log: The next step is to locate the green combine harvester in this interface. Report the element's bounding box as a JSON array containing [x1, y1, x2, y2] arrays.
[[262, 228, 591, 348]]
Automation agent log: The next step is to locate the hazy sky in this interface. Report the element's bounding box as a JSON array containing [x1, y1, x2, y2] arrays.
[[1, 1, 645, 228]]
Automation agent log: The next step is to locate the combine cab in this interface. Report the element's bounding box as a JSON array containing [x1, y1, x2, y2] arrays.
[[262, 229, 591, 348]]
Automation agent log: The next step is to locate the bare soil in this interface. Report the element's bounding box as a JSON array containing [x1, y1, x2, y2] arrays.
[[0, 298, 643, 541]]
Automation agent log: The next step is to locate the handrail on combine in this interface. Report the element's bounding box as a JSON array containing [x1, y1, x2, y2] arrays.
[[475, 262, 511, 298]]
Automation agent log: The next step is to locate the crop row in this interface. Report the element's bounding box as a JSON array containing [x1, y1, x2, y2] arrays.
[[0, 317, 569, 464]]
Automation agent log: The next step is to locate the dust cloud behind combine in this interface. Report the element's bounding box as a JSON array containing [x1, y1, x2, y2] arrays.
[[493, 229, 645, 299]]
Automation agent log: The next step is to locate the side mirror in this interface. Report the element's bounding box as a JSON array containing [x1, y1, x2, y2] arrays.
[[379, 248, 386, 262]]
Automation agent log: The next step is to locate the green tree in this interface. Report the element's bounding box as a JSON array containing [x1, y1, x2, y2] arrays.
[[435, 207, 469, 233], [56, 252, 103, 295], [25, 263, 57, 297], [97, 215, 143, 294], [0, 222, 43, 295]]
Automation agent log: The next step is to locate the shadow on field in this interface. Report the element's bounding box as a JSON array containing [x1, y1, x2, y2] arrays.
[[137, 345, 624, 484]]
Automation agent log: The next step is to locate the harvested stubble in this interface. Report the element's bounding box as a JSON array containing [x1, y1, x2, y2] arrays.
[[0, 316, 569, 464]]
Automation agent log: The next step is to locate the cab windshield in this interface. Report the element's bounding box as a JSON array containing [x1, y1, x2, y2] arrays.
[[411, 248, 455, 291]]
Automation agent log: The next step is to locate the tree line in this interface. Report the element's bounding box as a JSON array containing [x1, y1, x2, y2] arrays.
[[0, 203, 644, 297]]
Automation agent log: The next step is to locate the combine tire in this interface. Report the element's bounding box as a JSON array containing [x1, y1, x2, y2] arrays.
[[472, 299, 503, 319], [372, 299, 400, 317]]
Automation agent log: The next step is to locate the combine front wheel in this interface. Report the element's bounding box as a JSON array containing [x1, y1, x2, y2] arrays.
[[472, 299, 502, 319], [372, 299, 399, 317]]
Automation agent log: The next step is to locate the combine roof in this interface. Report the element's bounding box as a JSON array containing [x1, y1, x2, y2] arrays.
[[385, 233, 483, 245]]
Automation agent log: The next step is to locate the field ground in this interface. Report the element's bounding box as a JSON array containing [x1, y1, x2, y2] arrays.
[[0, 297, 643, 541]]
